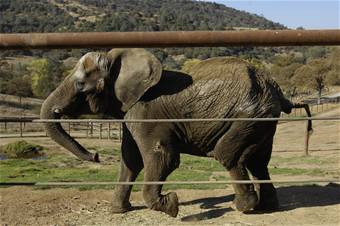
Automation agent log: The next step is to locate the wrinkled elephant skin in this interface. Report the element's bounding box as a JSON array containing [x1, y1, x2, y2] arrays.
[[42, 49, 312, 217]]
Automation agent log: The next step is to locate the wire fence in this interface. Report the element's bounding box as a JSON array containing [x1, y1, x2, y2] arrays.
[[1, 179, 340, 187]]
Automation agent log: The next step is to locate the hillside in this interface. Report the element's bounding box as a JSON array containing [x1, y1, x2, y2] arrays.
[[0, 0, 284, 33], [0, 0, 285, 60]]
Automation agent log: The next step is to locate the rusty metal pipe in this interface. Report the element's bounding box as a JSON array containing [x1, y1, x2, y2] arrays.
[[0, 30, 340, 49]]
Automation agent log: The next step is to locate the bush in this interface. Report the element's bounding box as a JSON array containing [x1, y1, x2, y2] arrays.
[[0, 140, 44, 159]]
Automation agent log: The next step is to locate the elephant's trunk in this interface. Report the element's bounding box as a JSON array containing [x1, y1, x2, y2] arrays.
[[40, 82, 99, 162]]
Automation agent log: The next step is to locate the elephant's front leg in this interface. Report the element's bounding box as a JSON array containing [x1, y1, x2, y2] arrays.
[[112, 158, 143, 213], [142, 150, 180, 217], [112, 126, 143, 213]]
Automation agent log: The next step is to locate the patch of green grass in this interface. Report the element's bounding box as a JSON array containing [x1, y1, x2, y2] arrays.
[[1, 146, 337, 190], [180, 155, 225, 171], [269, 167, 309, 175], [269, 167, 327, 177], [270, 155, 338, 166], [86, 146, 120, 156]]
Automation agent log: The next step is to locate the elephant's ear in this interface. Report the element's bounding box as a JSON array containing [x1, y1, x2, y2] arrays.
[[110, 49, 162, 112]]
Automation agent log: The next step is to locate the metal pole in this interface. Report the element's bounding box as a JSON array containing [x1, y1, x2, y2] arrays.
[[86, 122, 89, 138], [99, 123, 102, 139], [119, 123, 122, 141], [108, 123, 111, 140], [19, 122, 23, 137], [1, 30, 340, 49], [304, 121, 310, 156]]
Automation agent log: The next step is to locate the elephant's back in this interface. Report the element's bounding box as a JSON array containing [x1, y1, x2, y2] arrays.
[[189, 57, 254, 86]]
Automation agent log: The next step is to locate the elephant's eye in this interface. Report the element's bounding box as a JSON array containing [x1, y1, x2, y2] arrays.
[[84, 72, 90, 78], [76, 81, 86, 91]]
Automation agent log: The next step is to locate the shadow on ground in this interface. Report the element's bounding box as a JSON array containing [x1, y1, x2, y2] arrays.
[[180, 183, 340, 221]]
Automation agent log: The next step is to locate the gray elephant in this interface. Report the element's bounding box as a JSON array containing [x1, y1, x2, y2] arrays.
[[41, 48, 312, 217]]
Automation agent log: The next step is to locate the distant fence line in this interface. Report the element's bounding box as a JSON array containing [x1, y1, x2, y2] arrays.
[[1, 115, 340, 156]]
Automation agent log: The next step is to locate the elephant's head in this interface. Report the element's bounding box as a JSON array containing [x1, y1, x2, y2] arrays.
[[40, 49, 162, 162]]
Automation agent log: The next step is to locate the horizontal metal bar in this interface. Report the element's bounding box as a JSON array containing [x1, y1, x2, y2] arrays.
[[1, 179, 339, 187], [29, 117, 340, 123], [0, 117, 38, 122], [0, 116, 339, 123], [1, 30, 340, 49]]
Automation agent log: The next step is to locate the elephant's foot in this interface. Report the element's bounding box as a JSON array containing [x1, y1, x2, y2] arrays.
[[254, 190, 279, 211], [150, 192, 179, 217], [232, 191, 258, 212], [111, 202, 132, 214]]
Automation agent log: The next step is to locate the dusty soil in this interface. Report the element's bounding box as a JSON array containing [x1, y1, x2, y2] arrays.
[[1, 107, 339, 225], [1, 184, 340, 226]]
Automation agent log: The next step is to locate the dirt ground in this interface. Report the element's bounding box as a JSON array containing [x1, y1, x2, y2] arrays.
[[1, 107, 339, 226]]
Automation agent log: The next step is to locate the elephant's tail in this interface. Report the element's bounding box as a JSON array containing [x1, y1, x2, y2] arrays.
[[280, 97, 313, 133]]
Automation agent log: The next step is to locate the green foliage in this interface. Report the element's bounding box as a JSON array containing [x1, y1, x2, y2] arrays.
[[0, 140, 44, 159], [28, 58, 64, 98], [0, 59, 33, 97], [304, 46, 327, 60], [292, 59, 332, 100], [270, 47, 340, 97]]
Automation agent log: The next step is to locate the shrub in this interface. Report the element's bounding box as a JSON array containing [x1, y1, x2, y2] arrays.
[[0, 140, 44, 159]]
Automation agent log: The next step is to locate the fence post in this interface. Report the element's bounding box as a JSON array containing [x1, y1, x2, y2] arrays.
[[108, 123, 111, 140], [20, 122, 23, 137], [304, 121, 310, 156], [68, 123, 71, 135], [119, 123, 122, 141], [90, 122, 93, 137], [99, 123, 102, 139], [86, 122, 89, 138]]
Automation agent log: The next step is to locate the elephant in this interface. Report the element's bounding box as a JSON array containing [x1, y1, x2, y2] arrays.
[[41, 48, 312, 217]]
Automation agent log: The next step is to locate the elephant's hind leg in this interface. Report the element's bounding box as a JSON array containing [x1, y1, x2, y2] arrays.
[[141, 143, 180, 217], [212, 121, 259, 212], [247, 134, 279, 211], [112, 125, 144, 213], [228, 145, 259, 212]]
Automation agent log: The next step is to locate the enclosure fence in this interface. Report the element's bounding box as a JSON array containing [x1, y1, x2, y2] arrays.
[[1, 29, 340, 187]]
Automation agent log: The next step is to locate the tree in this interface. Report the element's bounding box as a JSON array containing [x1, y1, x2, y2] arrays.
[[304, 47, 327, 61], [28, 59, 63, 98], [270, 57, 302, 97], [292, 59, 331, 103], [4, 76, 32, 97]]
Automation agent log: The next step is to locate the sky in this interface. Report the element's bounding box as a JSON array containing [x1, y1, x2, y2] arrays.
[[200, 0, 339, 29]]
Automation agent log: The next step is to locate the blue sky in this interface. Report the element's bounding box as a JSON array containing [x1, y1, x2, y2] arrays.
[[200, 0, 339, 29]]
